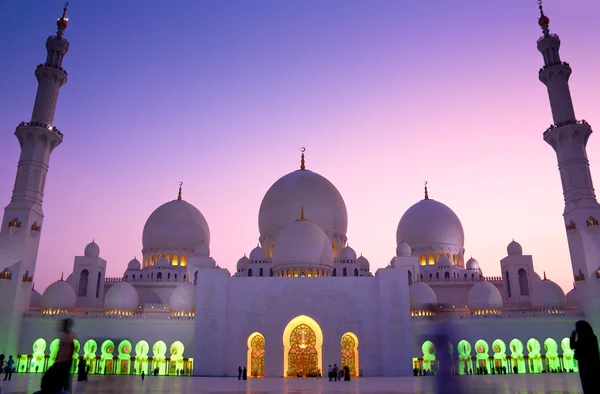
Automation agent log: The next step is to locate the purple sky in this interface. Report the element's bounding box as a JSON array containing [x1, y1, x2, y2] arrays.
[[1, 0, 599, 292]]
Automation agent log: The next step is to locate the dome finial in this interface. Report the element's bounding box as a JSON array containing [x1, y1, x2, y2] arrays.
[[300, 147, 306, 170], [296, 205, 308, 221], [177, 181, 183, 200], [543, 271, 547, 280], [60, 272, 64, 281], [56, 2, 69, 34], [537, 0, 550, 32], [424, 181, 429, 200]]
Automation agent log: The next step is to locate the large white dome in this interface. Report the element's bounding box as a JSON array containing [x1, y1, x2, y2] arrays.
[[104, 282, 139, 311], [396, 198, 464, 249], [409, 282, 437, 310], [142, 199, 210, 252], [42, 280, 76, 310], [533, 279, 566, 309], [272, 218, 334, 270], [169, 282, 196, 314], [259, 169, 348, 239], [467, 282, 502, 311]]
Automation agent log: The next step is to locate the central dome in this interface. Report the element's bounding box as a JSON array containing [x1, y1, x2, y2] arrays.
[[142, 199, 210, 252], [259, 169, 348, 240], [396, 198, 464, 249]]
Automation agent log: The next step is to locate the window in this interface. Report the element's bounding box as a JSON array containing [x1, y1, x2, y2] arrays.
[[343, 267, 347, 277], [308, 269, 313, 277], [194, 271, 198, 285], [287, 269, 291, 277], [78, 270, 89, 297], [428, 253, 435, 265], [248, 268, 253, 277], [506, 272, 512, 297], [95, 272, 101, 298], [518, 269, 529, 296], [408, 271, 413, 285], [181, 255, 187, 267], [444, 271, 450, 279], [333, 268, 337, 277], [270, 269, 273, 277], [157, 272, 162, 281], [354, 268, 358, 277], [420, 255, 426, 266], [172, 254, 179, 266], [293, 269, 298, 278], [315, 270, 320, 277], [436, 253, 442, 260], [167, 273, 171, 280], [259, 267, 263, 277]]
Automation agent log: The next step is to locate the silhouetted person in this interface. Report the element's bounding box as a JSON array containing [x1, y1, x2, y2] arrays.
[[570, 320, 600, 393], [3, 355, 14, 380], [238, 366, 242, 380], [141, 371, 145, 380], [242, 366, 247, 380], [55, 318, 77, 392], [36, 363, 70, 394], [77, 357, 87, 382]]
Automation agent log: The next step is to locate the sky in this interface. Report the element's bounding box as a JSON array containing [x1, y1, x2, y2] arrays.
[[0, 0, 599, 292]]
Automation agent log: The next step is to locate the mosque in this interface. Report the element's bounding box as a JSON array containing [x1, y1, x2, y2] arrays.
[[1, 3, 599, 378]]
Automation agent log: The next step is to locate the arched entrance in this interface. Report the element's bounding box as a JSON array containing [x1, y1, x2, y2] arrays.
[[340, 332, 359, 376], [283, 315, 323, 377], [247, 332, 265, 377]]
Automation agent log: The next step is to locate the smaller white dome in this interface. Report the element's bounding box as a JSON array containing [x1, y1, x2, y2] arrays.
[[169, 282, 196, 313], [104, 282, 139, 311], [127, 258, 141, 270], [436, 255, 452, 267], [409, 282, 437, 310], [237, 256, 250, 271], [533, 279, 566, 309], [467, 282, 502, 310], [507, 240, 523, 255], [396, 241, 412, 257], [30, 289, 42, 308], [195, 243, 210, 257], [84, 241, 100, 257], [466, 257, 480, 270], [42, 280, 76, 310], [566, 288, 579, 309], [340, 246, 357, 261], [156, 256, 170, 268], [249, 246, 266, 262], [272, 219, 333, 269], [356, 255, 370, 271]]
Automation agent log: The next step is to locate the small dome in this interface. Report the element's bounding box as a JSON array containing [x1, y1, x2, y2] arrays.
[[396, 241, 412, 257], [156, 256, 170, 268], [249, 246, 266, 262], [533, 279, 566, 309], [237, 256, 250, 271], [340, 246, 357, 261], [566, 288, 579, 309], [467, 282, 502, 310], [195, 242, 210, 257], [272, 219, 333, 269], [127, 258, 141, 270], [169, 282, 196, 313], [507, 240, 522, 255], [30, 289, 42, 308], [409, 282, 437, 310], [104, 282, 139, 311], [436, 255, 452, 267], [539, 14, 550, 26], [466, 257, 480, 270], [84, 241, 100, 257], [42, 280, 76, 310], [356, 255, 370, 271]]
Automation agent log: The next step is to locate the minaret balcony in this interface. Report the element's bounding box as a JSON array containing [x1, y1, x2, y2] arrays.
[[543, 119, 591, 137], [15, 121, 64, 139], [539, 61, 570, 74], [36, 63, 68, 76]]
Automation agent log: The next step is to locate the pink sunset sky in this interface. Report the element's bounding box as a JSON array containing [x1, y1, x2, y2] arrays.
[[0, 0, 599, 292]]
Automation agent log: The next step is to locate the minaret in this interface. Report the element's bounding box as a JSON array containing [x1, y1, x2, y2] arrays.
[[538, 3, 600, 283]]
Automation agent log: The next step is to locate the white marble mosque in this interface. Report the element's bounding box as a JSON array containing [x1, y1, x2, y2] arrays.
[[1, 3, 600, 379]]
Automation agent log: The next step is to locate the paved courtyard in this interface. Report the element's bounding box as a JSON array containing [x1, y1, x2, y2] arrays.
[[0, 374, 584, 393]]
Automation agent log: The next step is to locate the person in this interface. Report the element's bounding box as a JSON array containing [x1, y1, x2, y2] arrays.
[[55, 318, 77, 393], [328, 364, 333, 381], [570, 320, 600, 393], [141, 370, 145, 380], [238, 366, 242, 380], [0, 354, 4, 374], [242, 366, 247, 380], [3, 355, 14, 380], [34, 363, 70, 394], [77, 357, 87, 382]]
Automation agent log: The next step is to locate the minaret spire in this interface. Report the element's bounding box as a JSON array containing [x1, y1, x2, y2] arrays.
[[300, 147, 306, 170], [178, 182, 183, 200], [539, 3, 600, 283], [424, 181, 429, 200], [56, 2, 69, 38]]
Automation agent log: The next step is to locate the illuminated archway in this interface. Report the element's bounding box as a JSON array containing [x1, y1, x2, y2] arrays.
[[421, 341, 436, 372], [491, 339, 507, 372], [457, 340, 472, 375], [544, 338, 559, 371], [83, 340, 98, 374], [100, 340, 115, 374], [509, 339, 525, 373], [31, 338, 47, 373], [48, 338, 60, 368], [71, 339, 81, 373], [526, 338, 542, 373], [474, 339, 489, 374], [152, 341, 167, 375], [247, 332, 265, 377], [282, 315, 323, 377], [340, 332, 359, 376], [117, 340, 132, 374], [134, 340, 149, 375], [561, 337, 578, 372], [169, 341, 185, 375]]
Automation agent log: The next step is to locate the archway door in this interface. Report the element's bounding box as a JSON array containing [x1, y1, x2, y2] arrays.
[[283, 315, 323, 377]]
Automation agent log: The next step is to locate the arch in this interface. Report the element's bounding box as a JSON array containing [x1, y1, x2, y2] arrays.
[[83, 340, 98, 374], [544, 338, 560, 371], [421, 341, 436, 372], [157, 272, 163, 281], [194, 271, 198, 285], [408, 271, 413, 285], [169, 341, 185, 375], [561, 337, 578, 372], [48, 338, 60, 368], [100, 340, 115, 374], [332, 268, 336, 276], [248, 268, 253, 277], [474, 339, 490, 374], [526, 338, 542, 373], [172, 254, 179, 266], [181, 255, 187, 266], [518, 269, 529, 296], [152, 340, 167, 375], [260, 267, 264, 277], [354, 268, 358, 277], [293, 269, 298, 278], [282, 315, 323, 377], [117, 340, 132, 374], [31, 338, 47, 373], [506, 271, 512, 298], [457, 340, 472, 375], [444, 271, 450, 279], [247, 332, 265, 377], [287, 269, 291, 277], [71, 339, 81, 373], [509, 339, 525, 373], [78, 269, 89, 297], [340, 332, 359, 376], [96, 272, 102, 298], [307, 269, 313, 277], [134, 340, 149, 375], [491, 339, 507, 373], [420, 254, 426, 266], [343, 267, 347, 277], [428, 253, 435, 265], [270, 269, 273, 277]]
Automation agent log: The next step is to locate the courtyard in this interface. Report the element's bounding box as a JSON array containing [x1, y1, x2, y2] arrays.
[[0, 374, 585, 393]]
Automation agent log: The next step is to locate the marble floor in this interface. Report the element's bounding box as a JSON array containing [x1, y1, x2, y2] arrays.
[[0, 374, 584, 393]]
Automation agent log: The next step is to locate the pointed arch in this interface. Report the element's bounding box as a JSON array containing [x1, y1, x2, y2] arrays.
[[340, 332, 359, 376], [282, 315, 323, 377], [78, 269, 89, 297], [247, 332, 265, 377]]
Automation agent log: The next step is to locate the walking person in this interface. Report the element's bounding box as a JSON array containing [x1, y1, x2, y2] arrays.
[[242, 366, 247, 380], [3, 355, 14, 380], [77, 357, 87, 382], [55, 318, 77, 393], [328, 365, 333, 381], [570, 320, 600, 393], [238, 366, 242, 380]]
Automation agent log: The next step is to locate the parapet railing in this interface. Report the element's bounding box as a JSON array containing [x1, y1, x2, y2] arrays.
[[16, 121, 63, 137], [543, 119, 590, 136]]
